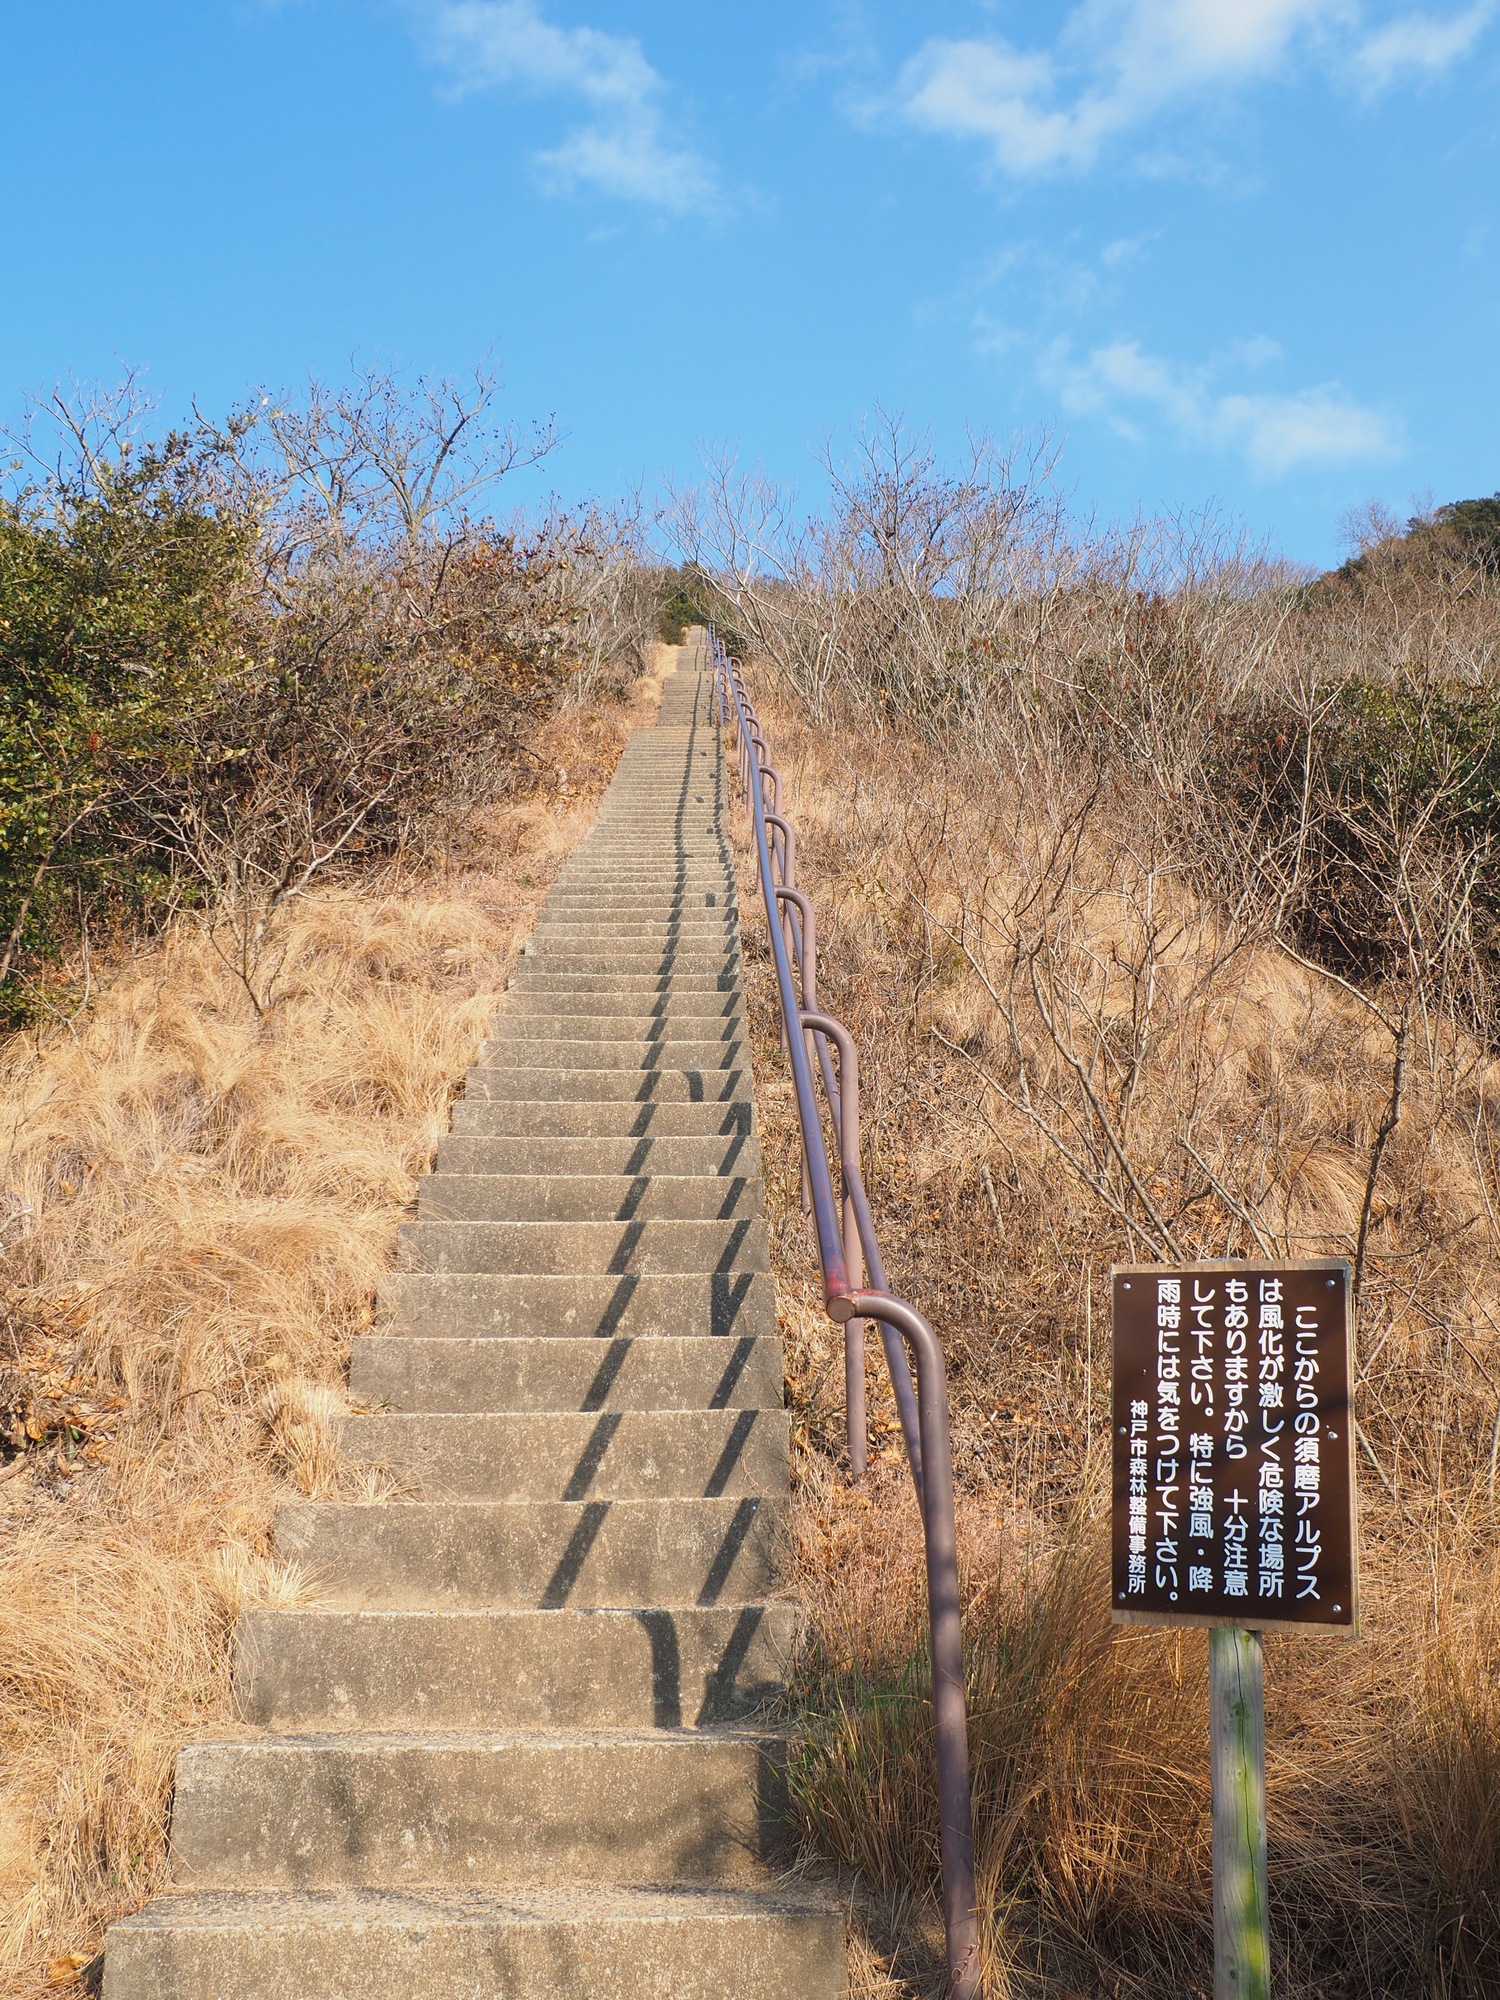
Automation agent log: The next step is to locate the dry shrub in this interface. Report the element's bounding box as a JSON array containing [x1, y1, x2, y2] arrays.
[[737, 669, 1500, 1995], [0, 674, 659, 1996]]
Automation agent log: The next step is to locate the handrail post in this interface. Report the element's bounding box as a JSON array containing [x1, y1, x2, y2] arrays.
[[850, 1293, 982, 2000]]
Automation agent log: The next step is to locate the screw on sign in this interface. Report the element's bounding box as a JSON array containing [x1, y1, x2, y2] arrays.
[[1112, 1261, 1358, 2000]]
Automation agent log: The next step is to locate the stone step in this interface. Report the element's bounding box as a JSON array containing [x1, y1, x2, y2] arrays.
[[548, 892, 734, 909], [105, 1885, 844, 2000], [235, 1602, 796, 1730], [531, 923, 738, 944], [273, 1494, 785, 1607], [557, 848, 733, 861], [377, 1269, 775, 1339], [415, 1173, 763, 1223], [486, 1008, 746, 1036], [524, 940, 744, 964], [553, 868, 735, 883], [535, 902, 736, 919], [544, 882, 735, 898], [540, 904, 737, 921], [519, 957, 743, 978], [572, 827, 724, 840], [502, 972, 742, 995], [448, 1099, 754, 1137], [473, 1040, 747, 1071], [398, 1215, 767, 1274], [481, 1021, 746, 1047], [457, 1069, 752, 1103], [351, 1330, 781, 1410], [337, 1407, 789, 1498], [167, 1729, 790, 1889], [432, 1132, 760, 1175], [565, 854, 727, 869]]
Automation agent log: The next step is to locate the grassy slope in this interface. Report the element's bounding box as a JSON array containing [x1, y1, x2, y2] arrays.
[[737, 676, 1500, 1999], [0, 663, 672, 1997]]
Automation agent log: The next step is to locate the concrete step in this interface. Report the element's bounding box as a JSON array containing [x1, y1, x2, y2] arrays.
[[337, 1407, 789, 1498], [351, 1331, 782, 1410], [457, 1069, 752, 1103], [485, 1008, 746, 1036], [519, 959, 742, 980], [105, 1886, 845, 2000], [540, 905, 737, 923], [536, 901, 736, 917], [547, 893, 734, 909], [499, 980, 742, 1004], [553, 868, 734, 883], [273, 1494, 785, 1608], [431, 1134, 758, 1176], [573, 827, 725, 841], [531, 903, 734, 917], [448, 1099, 755, 1137], [530, 926, 738, 946], [415, 1174, 763, 1223], [168, 1729, 791, 1889], [377, 1270, 776, 1339], [544, 884, 735, 900], [431, 1131, 760, 1175], [235, 1602, 796, 1730], [472, 1040, 747, 1072], [398, 1215, 767, 1274], [565, 849, 728, 860], [502, 972, 742, 995], [565, 855, 727, 869], [524, 940, 744, 964]]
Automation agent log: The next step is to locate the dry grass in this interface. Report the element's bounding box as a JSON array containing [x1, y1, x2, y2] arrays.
[[0, 662, 672, 1997], [737, 672, 1500, 1997]]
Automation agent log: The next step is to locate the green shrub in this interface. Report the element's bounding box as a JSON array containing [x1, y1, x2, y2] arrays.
[[0, 438, 253, 1012], [0, 371, 587, 1018], [656, 564, 716, 645]]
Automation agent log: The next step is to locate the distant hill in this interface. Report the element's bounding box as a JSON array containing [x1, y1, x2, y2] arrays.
[[1331, 491, 1500, 587]]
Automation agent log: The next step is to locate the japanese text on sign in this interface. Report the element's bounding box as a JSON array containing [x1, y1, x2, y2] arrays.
[[1112, 1263, 1355, 1633]]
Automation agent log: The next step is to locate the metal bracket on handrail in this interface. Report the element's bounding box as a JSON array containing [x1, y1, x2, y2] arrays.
[[710, 625, 982, 2000]]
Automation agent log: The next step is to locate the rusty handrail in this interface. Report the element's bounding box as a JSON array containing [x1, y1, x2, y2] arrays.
[[708, 627, 982, 2000]]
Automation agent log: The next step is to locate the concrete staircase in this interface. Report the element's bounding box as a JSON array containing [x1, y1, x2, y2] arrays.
[[105, 638, 846, 1998]]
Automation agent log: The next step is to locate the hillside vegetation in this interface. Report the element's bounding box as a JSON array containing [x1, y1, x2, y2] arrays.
[[0, 671, 672, 1993], [694, 432, 1500, 1996], [6, 381, 1500, 1997], [0, 369, 673, 1994]]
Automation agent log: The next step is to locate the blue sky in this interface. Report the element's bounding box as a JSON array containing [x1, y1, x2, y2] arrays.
[[2, 0, 1497, 564]]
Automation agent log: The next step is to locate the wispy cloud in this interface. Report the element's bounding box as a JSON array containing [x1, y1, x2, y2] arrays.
[[426, 1, 717, 212], [889, 0, 1493, 176], [1045, 336, 1400, 475], [1352, 1, 1495, 87]]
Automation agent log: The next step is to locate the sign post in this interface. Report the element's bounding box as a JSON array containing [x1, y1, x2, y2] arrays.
[[1112, 1261, 1357, 2000], [1210, 1627, 1268, 2000]]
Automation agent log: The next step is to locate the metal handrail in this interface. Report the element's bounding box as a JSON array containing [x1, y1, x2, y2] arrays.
[[708, 627, 982, 2000]]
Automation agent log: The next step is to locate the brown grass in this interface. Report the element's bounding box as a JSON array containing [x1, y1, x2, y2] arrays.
[[0, 662, 672, 1997], [737, 672, 1500, 1997]]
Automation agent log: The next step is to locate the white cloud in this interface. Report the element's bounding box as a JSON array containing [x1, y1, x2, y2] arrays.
[[898, 40, 1109, 174], [891, 0, 1490, 175], [1046, 337, 1399, 474], [427, 1, 717, 211], [1352, 1, 1495, 87]]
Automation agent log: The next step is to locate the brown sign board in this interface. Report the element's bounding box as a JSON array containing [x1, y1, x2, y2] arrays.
[[1111, 1261, 1357, 1636]]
